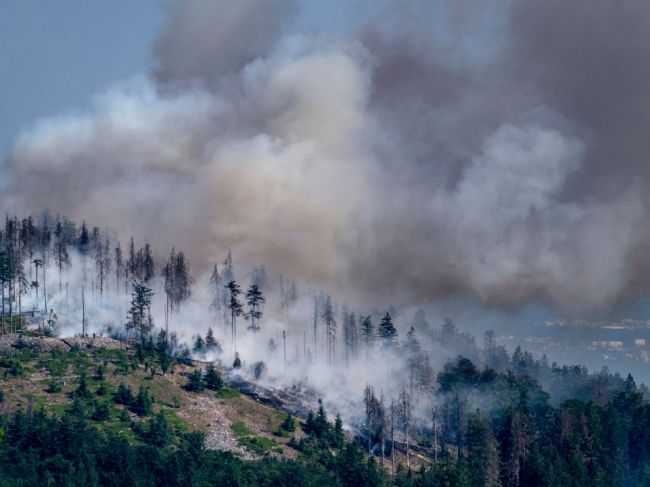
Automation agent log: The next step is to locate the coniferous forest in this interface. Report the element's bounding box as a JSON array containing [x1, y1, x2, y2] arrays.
[[1, 214, 650, 486]]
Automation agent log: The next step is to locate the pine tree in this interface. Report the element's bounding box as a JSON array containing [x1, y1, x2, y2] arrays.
[[333, 413, 345, 450], [75, 372, 92, 399], [162, 247, 175, 329], [125, 281, 154, 344], [322, 296, 336, 365], [90, 226, 101, 292], [466, 410, 500, 487], [205, 327, 220, 352], [314, 399, 330, 439], [31, 258, 43, 314], [193, 335, 205, 354], [363, 385, 386, 457], [172, 250, 192, 308], [225, 280, 243, 350], [203, 363, 223, 390], [114, 242, 123, 296], [185, 370, 205, 392], [114, 383, 134, 405], [499, 393, 533, 487], [126, 237, 136, 288], [342, 307, 358, 366], [0, 251, 14, 333], [209, 264, 222, 322], [361, 315, 374, 360], [53, 220, 70, 291], [155, 329, 173, 375], [378, 313, 398, 352], [221, 251, 234, 324], [143, 242, 155, 283], [97, 237, 112, 298], [398, 388, 413, 468], [163, 248, 193, 325], [245, 283, 265, 332], [281, 412, 296, 432], [38, 217, 51, 314], [133, 386, 153, 416], [405, 326, 422, 396]]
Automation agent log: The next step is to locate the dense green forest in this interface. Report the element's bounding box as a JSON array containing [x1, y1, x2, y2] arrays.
[[0, 341, 650, 486]]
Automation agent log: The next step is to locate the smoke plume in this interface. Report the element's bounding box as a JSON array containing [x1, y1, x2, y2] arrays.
[[3, 0, 650, 314]]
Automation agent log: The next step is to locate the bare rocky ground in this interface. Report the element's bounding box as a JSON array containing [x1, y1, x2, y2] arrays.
[[181, 393, 255, 459], [0, 334, 68, 353], [0, 333, 124, 353]]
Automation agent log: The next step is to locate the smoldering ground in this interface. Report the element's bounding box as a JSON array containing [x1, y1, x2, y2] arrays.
[[3, 0, 650, 316]]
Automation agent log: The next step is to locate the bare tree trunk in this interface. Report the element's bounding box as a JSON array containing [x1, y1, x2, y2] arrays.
[[165, 294, 169, 334], [43, 263, 47, 315], [1, 283, 5, 334], [406, 421, 410, 469], [81, 285, 85, 338], [391, 400, 396, 475], [283, 330, 287, 371], [34, 264, 39, 312], [66, 283, 69, 327], [8, 280, 13, 333]]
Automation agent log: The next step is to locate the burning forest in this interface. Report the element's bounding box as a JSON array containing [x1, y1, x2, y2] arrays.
[[3, 0, 650, 485]]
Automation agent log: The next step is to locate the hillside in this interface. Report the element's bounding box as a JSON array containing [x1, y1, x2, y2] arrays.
[[0, 331, 394, 486], [3, 328, 650, 485], [0, 333, 307, 460]]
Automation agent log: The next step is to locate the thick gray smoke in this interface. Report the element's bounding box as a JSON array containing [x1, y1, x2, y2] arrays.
[[3, 0, 650, 314]]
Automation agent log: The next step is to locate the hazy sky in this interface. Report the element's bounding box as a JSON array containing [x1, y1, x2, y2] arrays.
[[0, 0, 375, 161], [0, 1, 165, 160]]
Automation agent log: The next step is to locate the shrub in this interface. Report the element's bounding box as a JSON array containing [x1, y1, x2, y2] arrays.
[[131, 386, 153, 416], [96, 381, 108, 396], [253, 361, 266, 380], [113, 383, 134, 406], [92, 401, 111, 421], [184, 370, 205, 393], [46, 380, 62, 393], [203, 364, 223, 390], [281, 412, 296, 433], [74, 373, 92, 399]]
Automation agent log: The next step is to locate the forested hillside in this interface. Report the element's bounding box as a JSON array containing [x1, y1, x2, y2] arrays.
[[2, 215, 650, 486]]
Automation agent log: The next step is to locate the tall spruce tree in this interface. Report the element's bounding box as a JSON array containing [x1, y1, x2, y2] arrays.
[[466, 410, 500, 487], [378, 313, 397, 351], [225, 280, 243, 350], [209, 264, 223, 324], [361, 315, 374, 360], [322, 295, 336, 365], [114, 242, 123, 295], [0, 251, 14, 333], [143, 242, 155, 283], [53, 220, 70, 292], [245, 283, 265, 332], [126, 281, 154, 344]]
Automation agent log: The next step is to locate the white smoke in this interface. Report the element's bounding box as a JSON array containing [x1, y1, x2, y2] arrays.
[[4, 0, 650, 319]]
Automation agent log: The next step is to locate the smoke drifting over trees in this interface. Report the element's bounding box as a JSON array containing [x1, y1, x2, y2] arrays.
[[2, 1, 650, 314]]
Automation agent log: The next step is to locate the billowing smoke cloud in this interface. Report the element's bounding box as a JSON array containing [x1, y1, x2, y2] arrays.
[[153, 0, 297, 88], [3, 0, 650, 314]]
